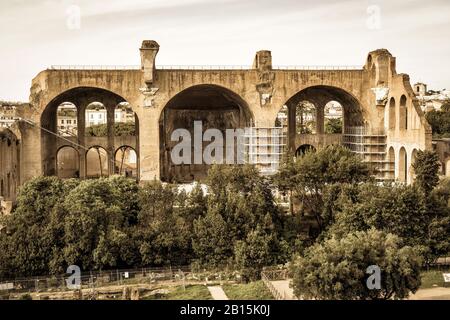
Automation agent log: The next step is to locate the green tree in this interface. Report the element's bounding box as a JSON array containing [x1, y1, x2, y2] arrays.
[[291, 229, 423, 300], [412, 150, 440, 195], [325, 118, 343, 134], [192, 211, 232, 268], [274, 145, 371, 233], [234, 227, 273, 281], [325, 181, 450, 266], [0, 177, 70, 277], [137, 180, 192, 266], [425, 105, 450, 138], [61, 177, 139, 270], [192, 164, 285, 272]]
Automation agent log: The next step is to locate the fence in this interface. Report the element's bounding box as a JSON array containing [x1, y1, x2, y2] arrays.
[[0, 266, 244, 298], [261, 268, 290, 300], [49, 65, 363, 71]]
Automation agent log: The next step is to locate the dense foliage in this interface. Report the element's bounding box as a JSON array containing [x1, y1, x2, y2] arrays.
[[325, 118, 343, 134], [86, 122, 136, 137], [1, 146, 448, 299], [291, 229, 423, 300], [425, 102, 450, 138], [0, 165, 288, 281], [274, 145, 371, 233]]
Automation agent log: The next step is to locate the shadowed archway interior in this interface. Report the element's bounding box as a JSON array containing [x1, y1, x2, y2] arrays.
[[159, 84, 253, 183]]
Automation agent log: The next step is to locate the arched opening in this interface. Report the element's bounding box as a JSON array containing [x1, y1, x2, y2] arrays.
[[410, 149, 418, 182], [86, 146, 108, 178], [159, 84, 253, 183], [324, 101, 343, 134], [445, 159, 450, 177], [40, 87, 128, 177], [399, 95, 407, 130], [389, 97, 396, 130], [57, 146, 80, 179], [85, 102, 107, 136], [398, 147, 407, 182], [115, 146, 138, 179], [275, 105, 288, 131], [295, 144, 316, 157], [57, 102, 78, 137], [295, 101, 316, 134], [278, 85, 364, 149], [388, 147, 395, 180], [114, 102, 136, 136]]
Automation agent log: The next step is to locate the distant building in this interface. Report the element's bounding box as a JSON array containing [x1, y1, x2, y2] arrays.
[[57, 102, 134, 136], [325, 101, 343, 119], [57, 102, 78, 136], [0, 103, 20, 128], [414, 83, 450, 112]]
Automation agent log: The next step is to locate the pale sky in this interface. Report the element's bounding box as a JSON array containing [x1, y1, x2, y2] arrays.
[[1, 0, 449, 101]]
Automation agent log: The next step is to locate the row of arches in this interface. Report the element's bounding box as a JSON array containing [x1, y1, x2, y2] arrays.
[[41, 87, 139, 178], [57, 145, 138, 179], [56, 101, 136, 138], [41, 84, 366, 183], [388, 95, 408, 131], [275, 101, 344, 135], [388, 146, 418, 183]]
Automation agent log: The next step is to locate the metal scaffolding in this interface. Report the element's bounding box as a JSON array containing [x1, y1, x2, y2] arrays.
[[343, 126, 394, 181], [243, 127, 287, 175]]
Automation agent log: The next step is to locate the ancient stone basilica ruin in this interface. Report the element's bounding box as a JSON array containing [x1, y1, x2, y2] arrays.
[[1, 40, 432, 208]]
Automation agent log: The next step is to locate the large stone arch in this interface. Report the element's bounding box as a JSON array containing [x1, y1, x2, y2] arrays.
[[276, 85, 365, 150], [30, 71, 140, 119], [158, 84, 254, 183], [40, 87, 135, 178]]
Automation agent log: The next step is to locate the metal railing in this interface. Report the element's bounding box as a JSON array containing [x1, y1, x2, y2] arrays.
[[274, 65, 362, 70], [260, 268, 291, 300], [49, 65, 363, 71], [0, 266, 245, 300], [49, 65, 141, 70]]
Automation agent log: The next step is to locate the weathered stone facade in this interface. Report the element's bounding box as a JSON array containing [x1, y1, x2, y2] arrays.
[[8, 40, 432, 190]]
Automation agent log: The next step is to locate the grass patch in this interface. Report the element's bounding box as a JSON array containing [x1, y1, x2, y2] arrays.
[[222, 281, 274, 300], [420, 270, 450, 289], [144, 285, 212, 300]]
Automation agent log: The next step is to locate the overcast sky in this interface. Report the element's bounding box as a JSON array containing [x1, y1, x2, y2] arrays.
[[1, 0, 449, 101]]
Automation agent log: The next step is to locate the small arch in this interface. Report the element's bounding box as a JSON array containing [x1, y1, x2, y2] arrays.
[[296, 101, 317, 134], [86, 146, 108, 178], [295, 144, 316, 157], [85, 102, 108, 137], [114, 146, 138, 179], [324, 101, 343, 134], [388, 97, 396, 130], [398, 147, 407, 183], [388, 146, 395, 180], [409, 149, 418, 182], [399, 95, 407, 130], [445, 158, 450, 177], [114, 102, 136, 136], [56, 146, 80, 179], [56, 102, 78, 137]]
